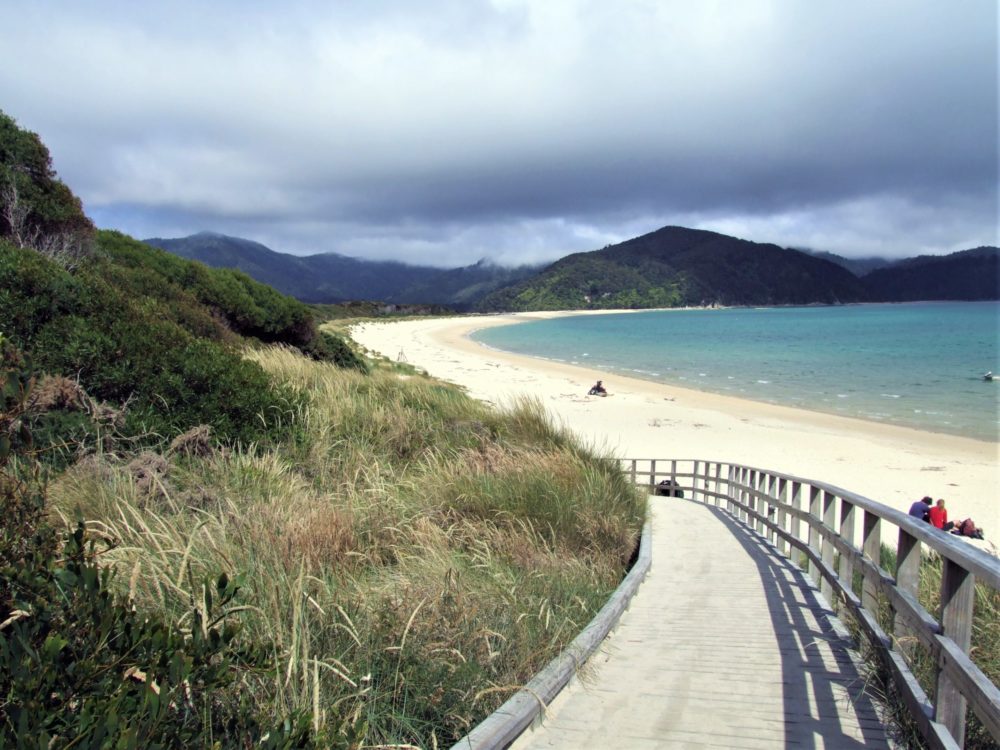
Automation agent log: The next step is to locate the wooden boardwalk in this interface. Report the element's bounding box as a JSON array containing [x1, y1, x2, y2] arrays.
[[512, 498, 891, 750]]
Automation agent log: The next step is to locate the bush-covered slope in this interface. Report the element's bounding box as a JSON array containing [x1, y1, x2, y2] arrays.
[[478, 225, 869, 311], [0, 235, 306, 447], [862, 246, 1000, 301]]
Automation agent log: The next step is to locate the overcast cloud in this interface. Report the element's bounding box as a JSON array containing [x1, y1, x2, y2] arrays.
[[1, 1, 996, 266]]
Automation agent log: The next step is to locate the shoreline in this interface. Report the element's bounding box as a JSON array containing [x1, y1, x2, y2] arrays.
[[468, 337, 997, 447], [350, 312, 999, 545]]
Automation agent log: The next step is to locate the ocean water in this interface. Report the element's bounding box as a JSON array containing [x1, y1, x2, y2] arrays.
[[472, 302, 1000, 442]]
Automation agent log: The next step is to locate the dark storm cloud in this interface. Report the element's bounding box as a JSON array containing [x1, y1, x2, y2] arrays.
[[0, 0, 995, 266]]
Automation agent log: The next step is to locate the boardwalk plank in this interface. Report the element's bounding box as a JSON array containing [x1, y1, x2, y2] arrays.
[[511, 498, 891, 750]]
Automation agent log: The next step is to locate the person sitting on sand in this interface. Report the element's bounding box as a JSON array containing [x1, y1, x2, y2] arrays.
[[928, 498, 955, 531], [588, 380, 608, 396], [907, 496, 932, 522]]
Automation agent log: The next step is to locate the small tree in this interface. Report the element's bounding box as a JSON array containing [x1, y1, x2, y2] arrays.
[[0, 111, 95, 268]]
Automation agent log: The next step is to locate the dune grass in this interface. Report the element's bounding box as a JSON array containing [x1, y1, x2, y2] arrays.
[[848, 546, 1000, 749], [47, 345, 645, 746]]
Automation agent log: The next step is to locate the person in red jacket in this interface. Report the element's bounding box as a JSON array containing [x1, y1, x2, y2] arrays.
[[928, 498, 955, 531]]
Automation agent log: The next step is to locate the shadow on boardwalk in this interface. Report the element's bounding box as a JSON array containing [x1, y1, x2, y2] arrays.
[[512, 498, 891, 750], [706, 502, 890, 749]]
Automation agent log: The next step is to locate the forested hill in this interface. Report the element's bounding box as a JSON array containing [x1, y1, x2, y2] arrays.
[[476, 226, 868, 311], [146, 233, 538, 306], [862, 246, 1000, 301]]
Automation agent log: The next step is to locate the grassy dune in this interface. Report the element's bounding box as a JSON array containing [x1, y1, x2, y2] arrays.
[[47, 346, 645, 746]]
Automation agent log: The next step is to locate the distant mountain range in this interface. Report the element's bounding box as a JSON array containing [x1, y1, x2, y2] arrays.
[[144, 232, 538, 307], [145, 229, 999, 311]]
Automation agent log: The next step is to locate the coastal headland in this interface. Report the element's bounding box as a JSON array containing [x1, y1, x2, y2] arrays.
[[352, 312, 998, 545]]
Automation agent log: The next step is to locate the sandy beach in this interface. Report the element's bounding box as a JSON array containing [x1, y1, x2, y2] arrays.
[[351, 313, 999, 546]]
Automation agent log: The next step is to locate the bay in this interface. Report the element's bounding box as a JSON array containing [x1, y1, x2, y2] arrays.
[[472, 302, 1000, 442]]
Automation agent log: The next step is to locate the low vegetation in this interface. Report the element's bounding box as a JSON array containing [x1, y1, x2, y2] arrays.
[[1, 345, 644, 747], [849, 547, 1000, 749]]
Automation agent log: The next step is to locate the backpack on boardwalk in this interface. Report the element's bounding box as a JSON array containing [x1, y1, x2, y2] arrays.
[[654, 479, 684, 498]]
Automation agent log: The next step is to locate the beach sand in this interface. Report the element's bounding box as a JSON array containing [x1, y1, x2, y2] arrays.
[[351, 313, 999, 547]]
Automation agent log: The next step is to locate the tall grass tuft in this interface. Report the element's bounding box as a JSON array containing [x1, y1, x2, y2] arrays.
[[48, 345, 645, 746], [847, 545, 1000, 748]]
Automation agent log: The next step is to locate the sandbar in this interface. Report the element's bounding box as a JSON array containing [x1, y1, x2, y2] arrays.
[[351, 313, 999, 547]]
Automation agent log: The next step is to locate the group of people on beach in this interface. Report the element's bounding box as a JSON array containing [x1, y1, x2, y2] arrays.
[[907, 496, 984, 540]]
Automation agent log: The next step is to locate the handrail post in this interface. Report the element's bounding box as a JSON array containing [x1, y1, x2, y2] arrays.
[[821, 491, 836, 602], [692, 460, 700, 502], [936, 559, 975, 744], [742, 467, 751, 524], [754, 471, 769, 538], [861, 510, 881, 612], [736, 466, 745, 522], [630, 459, 636, 485], [893, 529, 921, 659], [649, 459, 656, 493], [757, 471, 767, 534], [791, 481, 804, 568], [808, 485, 821, 584], [839, 498, 856, 607], [767, 474, 779, 545], [731, 466, 738, 518], [776, 477, 788, 557], [713, 462, 722, 507]]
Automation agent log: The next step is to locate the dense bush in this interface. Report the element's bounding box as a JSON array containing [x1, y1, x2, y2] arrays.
[[0, 240, 304, 446], [307, 331, 369, 373], [98, 231, 317, 348]]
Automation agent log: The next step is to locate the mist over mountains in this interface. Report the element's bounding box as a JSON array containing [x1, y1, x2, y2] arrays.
[[146, 230, 999, 311], [144, 232, 539, 307]]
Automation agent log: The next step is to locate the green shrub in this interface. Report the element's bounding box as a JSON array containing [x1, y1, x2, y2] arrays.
[[305, 331, 369, 373], [1, 241, 305, 448]]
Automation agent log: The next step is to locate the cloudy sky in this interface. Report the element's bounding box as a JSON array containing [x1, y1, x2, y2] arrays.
[[1, 1, 996, 267]]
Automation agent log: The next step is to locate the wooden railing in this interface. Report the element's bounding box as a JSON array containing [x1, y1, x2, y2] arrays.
[[625, 458, 1000, 750]]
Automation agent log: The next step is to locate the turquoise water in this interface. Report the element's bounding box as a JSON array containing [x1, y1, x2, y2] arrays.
[[472, 302, 1000, 442]]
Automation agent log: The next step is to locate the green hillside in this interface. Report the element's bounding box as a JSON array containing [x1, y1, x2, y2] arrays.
[[0, 226, 370, 455], [478, 225, 869, 311], [862, 246, 1000, 301]]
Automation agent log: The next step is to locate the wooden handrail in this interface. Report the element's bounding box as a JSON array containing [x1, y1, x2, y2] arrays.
[[627, 458, 1000, 750]]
